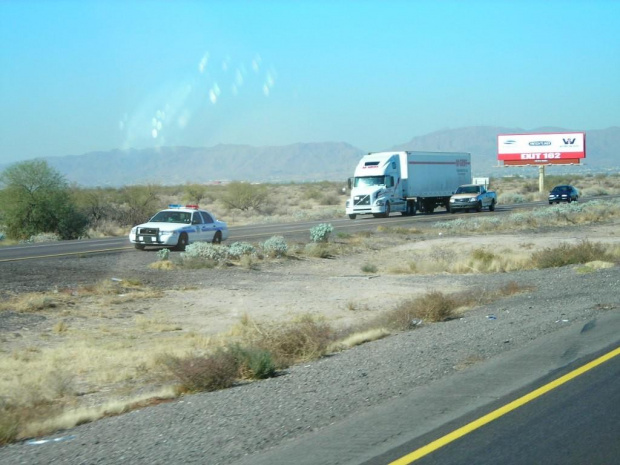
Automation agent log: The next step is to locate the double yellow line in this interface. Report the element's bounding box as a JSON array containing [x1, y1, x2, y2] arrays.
[[391, 346, 620, 464]]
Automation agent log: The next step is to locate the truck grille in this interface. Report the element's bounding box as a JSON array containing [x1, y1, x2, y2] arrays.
[[353, 195, 370, 206]]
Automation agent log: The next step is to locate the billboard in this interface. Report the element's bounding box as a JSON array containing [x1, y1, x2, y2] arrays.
[[497, 132, 586, 166]]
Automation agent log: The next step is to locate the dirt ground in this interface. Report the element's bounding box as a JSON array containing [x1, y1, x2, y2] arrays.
[[142, 221, 619, 337]]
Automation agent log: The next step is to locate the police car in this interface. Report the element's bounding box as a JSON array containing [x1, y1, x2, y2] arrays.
[[129, 205, 229, 251]]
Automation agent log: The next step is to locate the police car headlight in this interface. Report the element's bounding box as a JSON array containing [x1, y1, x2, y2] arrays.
[[160, 231, 177, 237], [469, 197, 478, 202], [449, 198, 455, 203]]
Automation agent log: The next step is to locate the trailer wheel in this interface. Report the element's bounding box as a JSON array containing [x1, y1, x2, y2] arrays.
[[348, 214, 357, 220]]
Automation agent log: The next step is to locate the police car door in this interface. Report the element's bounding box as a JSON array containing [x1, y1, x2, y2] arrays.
[[190, 211, 206, 243], [199, 211, 216, 242]]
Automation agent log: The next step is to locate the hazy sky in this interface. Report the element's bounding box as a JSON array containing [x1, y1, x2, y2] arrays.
[[1, 0, 619, 164]]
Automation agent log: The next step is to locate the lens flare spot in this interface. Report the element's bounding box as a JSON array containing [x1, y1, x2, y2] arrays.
[[209, 90, 217, 104], [152, 129, 158, 138], [263, 84, 270, 96], [198, 52, 210, 73], [252, 54, 262, 73]]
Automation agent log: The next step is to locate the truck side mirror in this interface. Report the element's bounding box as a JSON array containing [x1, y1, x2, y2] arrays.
[[347, 178, 353, 190]]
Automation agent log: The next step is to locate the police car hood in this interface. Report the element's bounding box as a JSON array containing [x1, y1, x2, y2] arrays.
[[138, 221, 195, 232]]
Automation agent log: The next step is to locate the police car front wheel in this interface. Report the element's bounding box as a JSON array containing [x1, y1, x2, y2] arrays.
[[175, 233, 189, 251]]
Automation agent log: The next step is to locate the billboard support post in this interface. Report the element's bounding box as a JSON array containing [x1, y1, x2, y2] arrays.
[[539, 165, 545, 193]]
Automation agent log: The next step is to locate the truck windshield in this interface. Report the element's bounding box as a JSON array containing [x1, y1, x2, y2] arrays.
[[354, 176, 385, 187], [455, 186, 480, 194]]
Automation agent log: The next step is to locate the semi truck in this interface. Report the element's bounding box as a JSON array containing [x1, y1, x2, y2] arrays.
[[345, 151, 471, 219]]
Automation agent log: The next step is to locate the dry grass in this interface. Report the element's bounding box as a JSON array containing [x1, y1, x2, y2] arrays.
[[531, 240, 617, 269], [229, 314, 335, 368], [373, 282, 533, 331], [328, 328, 391, 352]]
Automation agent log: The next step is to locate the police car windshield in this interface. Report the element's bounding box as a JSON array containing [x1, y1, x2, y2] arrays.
[[150, 211, 191, 224]]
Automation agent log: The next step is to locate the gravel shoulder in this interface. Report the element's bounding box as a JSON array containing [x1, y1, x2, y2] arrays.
[[0, 222, 619, 464]]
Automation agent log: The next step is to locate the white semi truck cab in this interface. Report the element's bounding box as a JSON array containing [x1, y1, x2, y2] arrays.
[[346, 151, 472, 220], [346, 152, 409, 219]]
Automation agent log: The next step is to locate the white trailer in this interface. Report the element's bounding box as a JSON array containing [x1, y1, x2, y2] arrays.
[[346, 151, 471, 219]]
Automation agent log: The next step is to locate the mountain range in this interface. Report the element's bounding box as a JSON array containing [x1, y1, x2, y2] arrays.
[[3, 126, 618, 187]]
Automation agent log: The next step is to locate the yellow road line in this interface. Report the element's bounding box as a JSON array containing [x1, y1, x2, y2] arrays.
[[390, 346, 620, 464], [0, 247, 131, 263]]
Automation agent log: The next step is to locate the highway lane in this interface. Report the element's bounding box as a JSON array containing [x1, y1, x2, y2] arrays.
[[1, 195, 617, 262], [379, 345, 620, 465], [231, 310, 620, 465]]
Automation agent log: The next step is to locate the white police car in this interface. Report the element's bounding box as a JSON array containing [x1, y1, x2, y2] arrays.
[[129, 205, 229, 251]]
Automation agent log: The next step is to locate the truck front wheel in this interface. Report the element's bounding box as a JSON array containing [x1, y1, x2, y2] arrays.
[[383, 202, 391, 218], [489, 200, 496, 211], [475, 201, 482, 212]]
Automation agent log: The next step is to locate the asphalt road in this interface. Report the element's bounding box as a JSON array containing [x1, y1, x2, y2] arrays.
[[0, 196, 595, 262]]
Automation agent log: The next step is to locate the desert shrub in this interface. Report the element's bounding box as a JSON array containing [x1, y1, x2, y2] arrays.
[[361, 263, 378, 273], [115, 184, 162, 226], [310, 223, 333, 243], [181, 242, 227, 262], [379, 291, 458, 330], [238, 254, 259, 269], [157, 248, 170, 261], [303, 243, 332, 258], [303, 188, 322, 201], [319, 193, 340, 205], [242, 315, 335, 368], [521, 182, 539, 193], [470, 248, 496, 265], [531, 241, 614, 269], [221, 181, 269, 212], [498, 193, 526, 204], [229, 345, 276, 380], [227, 241, 257, 258], [23, 232, 61, 244], [0, 160, 88, 240], [262, 236, 288, 258], [0, 403, 19, 446], [160, 351, 239, 393]]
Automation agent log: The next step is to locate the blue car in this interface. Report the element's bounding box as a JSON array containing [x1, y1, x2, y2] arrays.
[[548, 185, 579, 204]]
